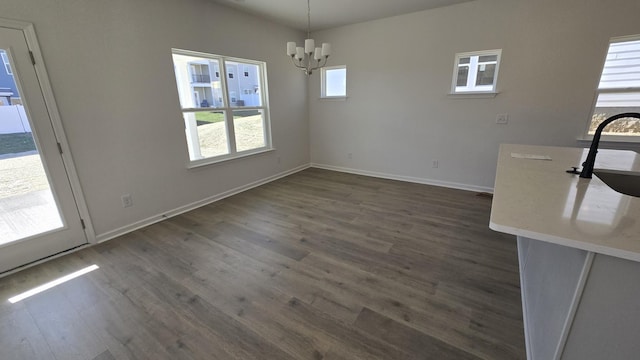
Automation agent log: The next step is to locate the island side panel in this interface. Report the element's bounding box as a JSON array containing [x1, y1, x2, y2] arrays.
[[561, 254, 640, 360], [517, 237, 533, 360], [518, 236, 588, 360]]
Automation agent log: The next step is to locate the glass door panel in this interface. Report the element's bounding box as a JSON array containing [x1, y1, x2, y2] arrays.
[[0, 26, 86, 273]]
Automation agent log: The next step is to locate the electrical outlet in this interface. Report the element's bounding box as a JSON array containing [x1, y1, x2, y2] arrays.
[[121, 194, 133, 208], [348, 153, 353, 159], [432, 160, 438, 168], [496, 113, 509, 124]]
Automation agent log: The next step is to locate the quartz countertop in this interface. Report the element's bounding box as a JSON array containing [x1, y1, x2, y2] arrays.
[[489, 144, 640, 262]]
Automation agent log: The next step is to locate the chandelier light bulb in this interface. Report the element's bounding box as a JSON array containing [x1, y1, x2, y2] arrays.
[[305, 39, 315, 54], [321, 43, 331, 57], [287, 42, 296, 56]]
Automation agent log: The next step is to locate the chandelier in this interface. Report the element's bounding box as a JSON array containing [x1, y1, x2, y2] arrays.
[[286, 0, 331, 75]]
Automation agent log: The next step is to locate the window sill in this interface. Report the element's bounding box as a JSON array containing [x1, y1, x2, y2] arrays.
[[187, 147, 275, 169], [319, 96, 348, 101], [448, 92, 499, 99], [577, 135, 640, 145]]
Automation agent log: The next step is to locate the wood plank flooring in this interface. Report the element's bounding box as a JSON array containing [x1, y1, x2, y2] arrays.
[[0, 168, 525, 359]]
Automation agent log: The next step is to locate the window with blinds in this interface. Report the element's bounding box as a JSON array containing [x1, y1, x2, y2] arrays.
[[588, 35, 640, 136]]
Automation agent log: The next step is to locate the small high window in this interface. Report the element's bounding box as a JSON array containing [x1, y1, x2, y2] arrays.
[[451, 49, 501, 94], [587, 35, 640, 137], [321, 65, 347, 98]]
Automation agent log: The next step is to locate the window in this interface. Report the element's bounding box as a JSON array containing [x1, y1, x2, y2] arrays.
[[171, 49, 271, 165], [1, 50, 12, 75], [451, 49, 501, 94], [587, 35, 640, 137], [321, 65, 347, 98]]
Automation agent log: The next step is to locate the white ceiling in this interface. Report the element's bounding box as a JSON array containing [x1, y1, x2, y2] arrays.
[[211, 0, 474, 32]]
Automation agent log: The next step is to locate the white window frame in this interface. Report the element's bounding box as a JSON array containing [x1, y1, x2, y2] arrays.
[[1, 50, 13, 75], [585, 34, 640, 140], [321, 65, 347, 99], [171, 49, 272, 167], [451, 49, 501, 95]]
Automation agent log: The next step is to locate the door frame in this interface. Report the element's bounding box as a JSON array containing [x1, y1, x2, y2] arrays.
[[0, 18, 95, 248]]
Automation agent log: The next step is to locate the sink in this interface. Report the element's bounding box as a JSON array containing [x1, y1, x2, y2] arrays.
[[594, 169, 640, 198]]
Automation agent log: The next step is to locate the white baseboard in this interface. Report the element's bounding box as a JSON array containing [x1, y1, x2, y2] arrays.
[[310, 163, 494, 194], [96, 162, 492, 243], [95, 164, 310, 243]]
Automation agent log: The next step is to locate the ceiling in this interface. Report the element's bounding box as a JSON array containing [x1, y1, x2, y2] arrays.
[[211, 0, 473, 32]]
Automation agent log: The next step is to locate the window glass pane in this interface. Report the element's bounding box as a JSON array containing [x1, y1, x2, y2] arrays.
[[456, 66, 469, 87], [172, 53, 223, 108], [476, 63, 496, 86], [478, 55, 498, 63], [458, 57, 470, 64], [183, 110, 229, 159], [588, 92, 640, 135], [598, 39, 640, 89], [225, 61, 262, 108], [325, 68, 347, 97], [233, 109, 265, 152]]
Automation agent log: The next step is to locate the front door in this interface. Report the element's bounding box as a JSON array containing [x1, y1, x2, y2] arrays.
[[0, 25, 87, 273]]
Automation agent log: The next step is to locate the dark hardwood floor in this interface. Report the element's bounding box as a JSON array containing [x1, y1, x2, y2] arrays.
[[0, 168, 525, 359]]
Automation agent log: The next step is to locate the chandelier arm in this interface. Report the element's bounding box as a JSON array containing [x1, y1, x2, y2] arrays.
[[290, 56, 307, 70], [309, 57, 329, 73]]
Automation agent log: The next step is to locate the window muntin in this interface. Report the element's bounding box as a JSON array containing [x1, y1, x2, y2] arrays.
[[451, 50, 501, 93], [588, 35, 640, 136], [321, 65, 347, 98], [171, 49, 271, 164], [1, 50, 12, 75]]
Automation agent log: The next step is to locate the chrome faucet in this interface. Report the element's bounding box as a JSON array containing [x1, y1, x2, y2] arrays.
[[579, 112, 640, 178]]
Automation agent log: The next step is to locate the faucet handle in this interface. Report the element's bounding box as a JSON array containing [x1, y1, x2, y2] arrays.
[[566, 166, 580, 174]]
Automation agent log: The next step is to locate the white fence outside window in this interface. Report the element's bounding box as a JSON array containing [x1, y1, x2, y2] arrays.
[[0, 105, 31, 134]]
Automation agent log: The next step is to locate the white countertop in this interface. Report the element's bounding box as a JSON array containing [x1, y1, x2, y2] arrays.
[[490, 144, 640, 262]]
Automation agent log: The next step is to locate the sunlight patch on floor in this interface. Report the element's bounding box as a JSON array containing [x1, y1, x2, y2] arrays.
[[8, 264, 99, 303]]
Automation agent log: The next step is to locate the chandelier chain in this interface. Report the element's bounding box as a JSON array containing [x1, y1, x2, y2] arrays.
[[307, 0, 311, 39]]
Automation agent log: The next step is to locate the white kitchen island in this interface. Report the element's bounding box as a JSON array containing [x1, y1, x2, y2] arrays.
[[490, 144, 640, 360]]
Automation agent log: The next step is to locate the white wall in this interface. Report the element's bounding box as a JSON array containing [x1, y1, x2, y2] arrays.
[[2, 0, 308, 238], [309, 0, 640, 191]]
